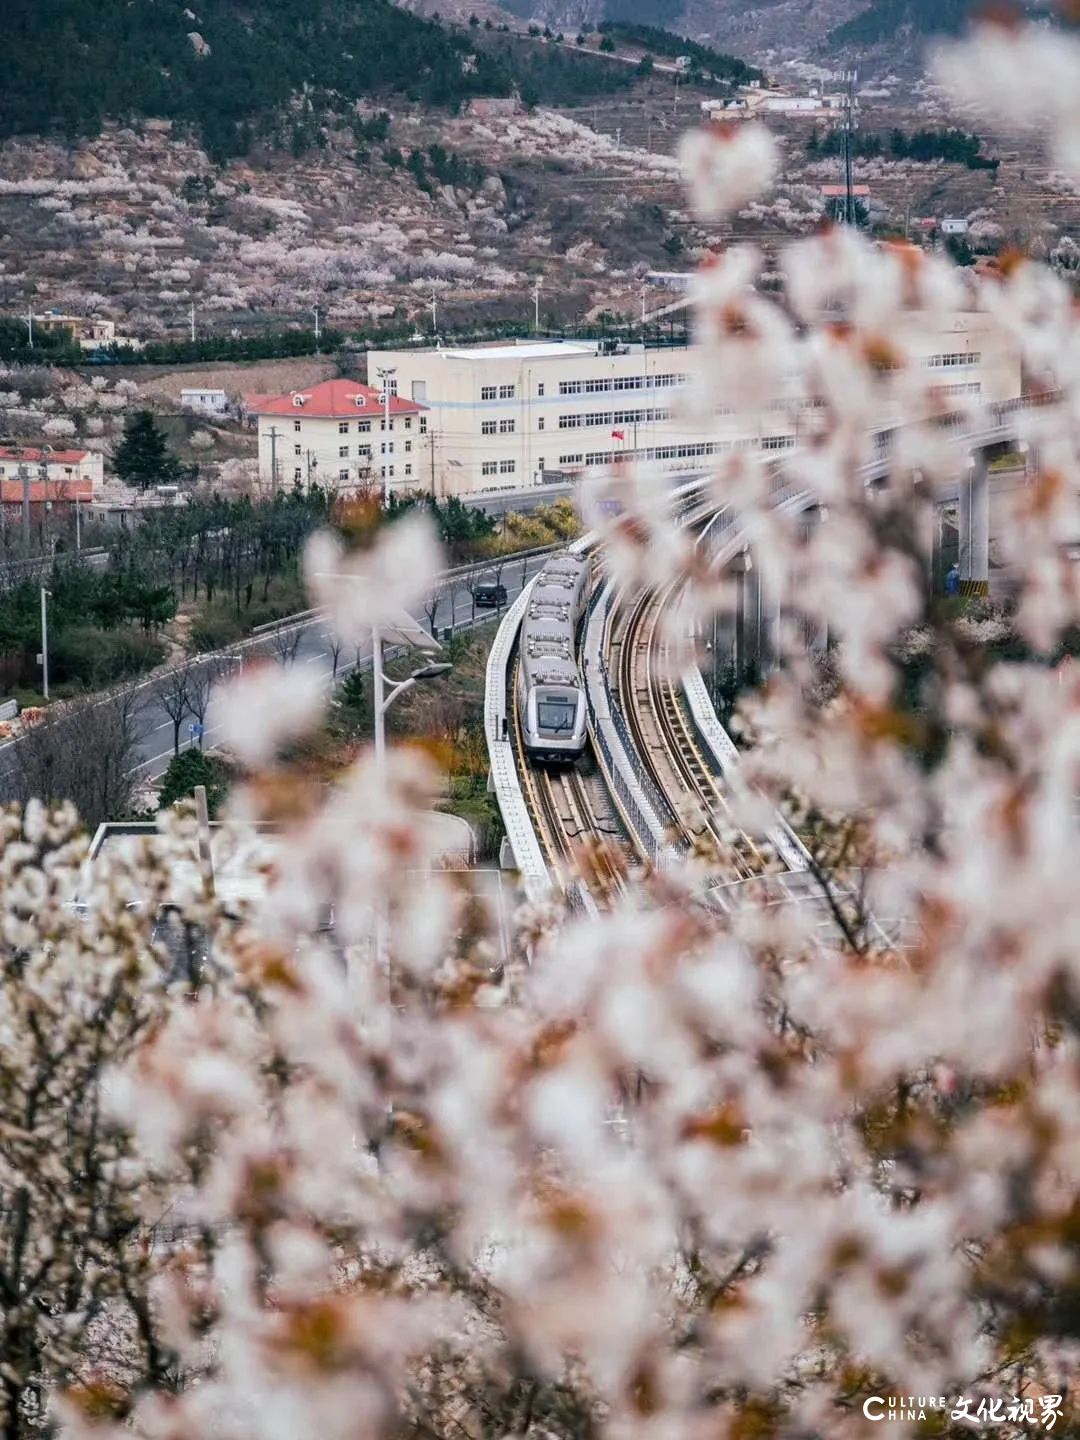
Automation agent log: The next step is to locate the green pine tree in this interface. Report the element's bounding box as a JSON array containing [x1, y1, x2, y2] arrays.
[[158, 750, 230, 816], [114, 410, 181, 490]]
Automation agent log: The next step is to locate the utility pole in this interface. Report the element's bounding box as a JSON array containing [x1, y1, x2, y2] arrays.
[[429, 429, 437, 499], [267, 425, 282, 496], [640, 280, 648, 333], [533, 277, 542, 332], [26, 305, 33, 348], [312, 304, 320, 344], [840, 69, 858, 227], [74, 493, 81, 552], [430, 287, 437, 335], [19, 458, 30, 553], [39, 586, 50, 700], [189, 301, 196, 343]]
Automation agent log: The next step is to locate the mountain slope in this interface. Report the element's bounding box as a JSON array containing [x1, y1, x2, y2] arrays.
[[2, 0, 516, 159], [827, 0, 973, 50], [497, 0, 985, 65]]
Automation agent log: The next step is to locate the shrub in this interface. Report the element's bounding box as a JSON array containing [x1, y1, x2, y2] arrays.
[[189, 612, 244, 652], [49, 625, 163, 686], [158, 749, 231, 815]]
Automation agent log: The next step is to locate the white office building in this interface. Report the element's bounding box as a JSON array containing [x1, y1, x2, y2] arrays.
[[371, 318, 1020, 499]]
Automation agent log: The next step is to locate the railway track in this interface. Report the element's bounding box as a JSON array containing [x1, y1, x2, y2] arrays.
[[612, 583, 780, 885]]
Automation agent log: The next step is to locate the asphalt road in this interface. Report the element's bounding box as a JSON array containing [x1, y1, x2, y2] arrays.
[[0, 550, 553, 793]]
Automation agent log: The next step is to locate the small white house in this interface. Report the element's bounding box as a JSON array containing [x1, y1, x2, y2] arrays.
[[180, 387, 229, 417], [941, 218, 969, 236]]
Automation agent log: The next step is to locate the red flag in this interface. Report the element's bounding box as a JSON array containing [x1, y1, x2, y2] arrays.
[[611, 428, 625, 441]]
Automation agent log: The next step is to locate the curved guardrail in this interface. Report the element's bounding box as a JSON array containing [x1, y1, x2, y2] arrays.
[[484, 582, 551, 901], [582, 580, 679, 868]]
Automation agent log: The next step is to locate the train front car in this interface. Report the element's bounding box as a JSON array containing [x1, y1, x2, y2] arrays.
[[518, 553, 590, 764]]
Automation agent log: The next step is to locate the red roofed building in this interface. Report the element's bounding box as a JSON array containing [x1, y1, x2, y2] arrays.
[[0, 445, 102, 502], [251, 379, 427, 493]]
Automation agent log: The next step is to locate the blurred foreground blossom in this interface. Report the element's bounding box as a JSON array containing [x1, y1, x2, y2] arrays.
[[7, 16, 1080, 1440], [304, 513, 442, 650], [678, 121, 778, 219], [217, 658, 326, 767]]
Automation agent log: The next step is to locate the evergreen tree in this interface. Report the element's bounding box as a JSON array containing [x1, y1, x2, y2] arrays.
[[114, 411, 181, 490], [158, 749, 230, 816]]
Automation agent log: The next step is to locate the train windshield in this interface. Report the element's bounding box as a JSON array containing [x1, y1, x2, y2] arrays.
[[537, 696, 576, 733]]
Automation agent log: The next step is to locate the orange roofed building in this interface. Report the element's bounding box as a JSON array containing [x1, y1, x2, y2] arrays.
[[251, 378, 427, 494], [0, 446, 102, 502]]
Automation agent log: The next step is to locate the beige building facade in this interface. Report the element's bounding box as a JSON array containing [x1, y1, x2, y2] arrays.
[[253, 379, 427, 493], [372, 317, 1021, 500]]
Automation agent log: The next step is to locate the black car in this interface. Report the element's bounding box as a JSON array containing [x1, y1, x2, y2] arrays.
[[474, 580, 508, 608]]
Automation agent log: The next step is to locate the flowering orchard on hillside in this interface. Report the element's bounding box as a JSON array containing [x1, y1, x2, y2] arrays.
[[5, 17, 1080, 1440]]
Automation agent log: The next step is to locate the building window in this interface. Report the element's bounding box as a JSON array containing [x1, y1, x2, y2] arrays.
[[389, 466, 395, 478], [538, 457, 545, 470], [537, 382, 545, 397], [499, 459, 515, 474], [338, 421, 349, 434], [359, 446, 371, 459], [760, 435, 796, 451], [927, 351, 980, 369], [405, 464, 412, 477], [404, 417, 412, 430], [481, 420, 497, 435], [404, 440, 412, 453], [294, 468, 303, 481], [499, 418, 515, 434], [294, 419, 302, 431], [481, 385, 497, 400], [339, 469, 349, 482], [359, 420, 371, 433], [420, 416, 427, 434], [339, 446, 349, 458], [482, 460, 498, 476], [294, 444, 302, 456], [538, 416, 545, 431], [498, 384, 515, 399]]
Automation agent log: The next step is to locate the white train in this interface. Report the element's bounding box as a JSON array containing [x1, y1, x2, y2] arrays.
[[517, 551, 591, 764]]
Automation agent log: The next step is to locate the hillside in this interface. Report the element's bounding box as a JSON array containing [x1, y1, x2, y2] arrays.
[[496, 0, 1004, 68], [3, 0, 659, 161]]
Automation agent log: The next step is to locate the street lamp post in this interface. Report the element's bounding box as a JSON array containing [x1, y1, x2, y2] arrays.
[[40, 586, 50, 700], [370, 623, 452, 767]]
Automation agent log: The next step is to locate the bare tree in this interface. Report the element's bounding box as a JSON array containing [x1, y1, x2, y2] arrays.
[[187, 657, 227, 748], [5, 688, 145, 827], [157, 664, 193, 758], [421, 588, 442, 638], [327, 633, 344, 679], [266, 623, 303, 668]]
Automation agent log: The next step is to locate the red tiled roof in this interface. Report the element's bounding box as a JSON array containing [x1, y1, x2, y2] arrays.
[[252, 378, 425, 419], [0, 445, 92, 464], [0, 478, 94, 502]]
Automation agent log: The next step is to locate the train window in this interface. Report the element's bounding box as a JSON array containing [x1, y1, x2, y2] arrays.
[[537, 696, 576, 733]]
